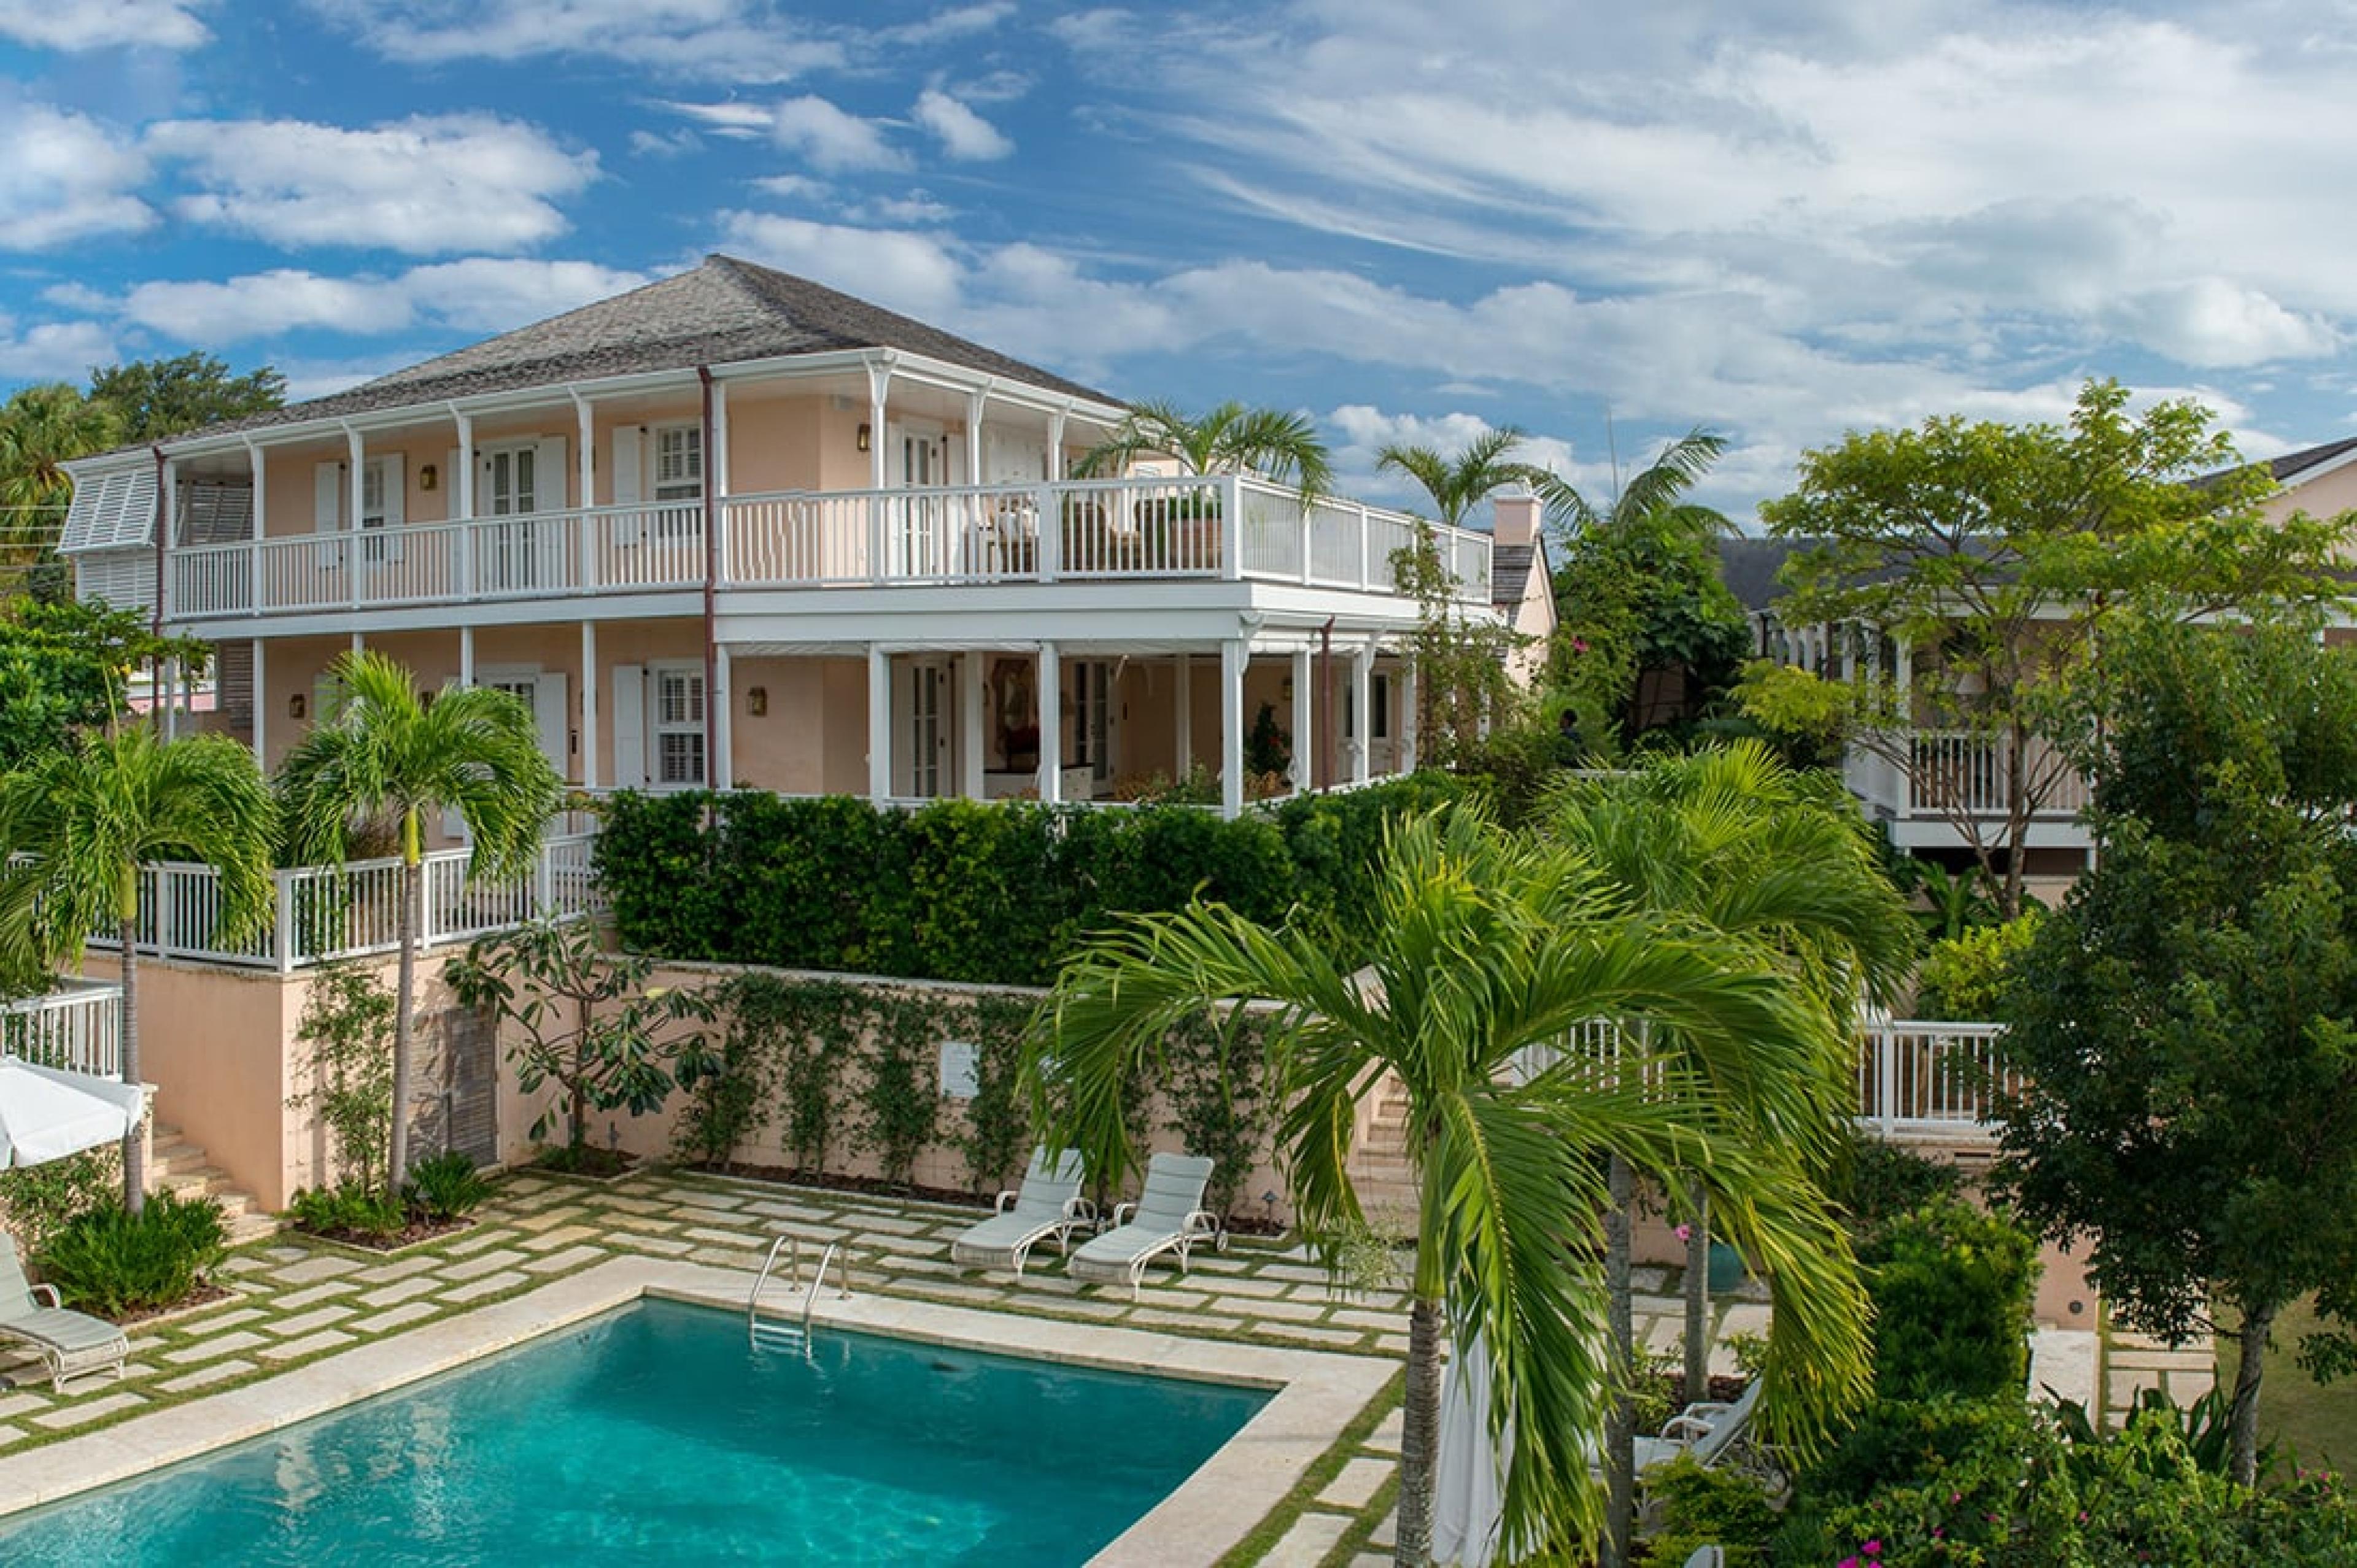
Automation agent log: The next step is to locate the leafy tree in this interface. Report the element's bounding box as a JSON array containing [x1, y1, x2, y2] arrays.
[[277, 652, 561, 1188], [0, 598, 198, 772], [1025, 807, 1871, 1567], [1395, 525, 1530, 765], [1542, 427, 1732, 546], [0, 727, 276, 1211], [1741, 379, 2355, 914], [0, 384, 120, 591], [1992, 616, 2357, 1484], [448, 917, 716, 1160], [1549, 506, 1749, 754], [1377, 425, 1553, 527], [1072, 398, 1333, 498], [1545, 743, 1914, 1561], [88, 352, 284, 444]]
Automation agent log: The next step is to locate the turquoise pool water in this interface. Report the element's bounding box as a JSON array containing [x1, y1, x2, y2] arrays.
[[0, 1300, 1271, 1565]]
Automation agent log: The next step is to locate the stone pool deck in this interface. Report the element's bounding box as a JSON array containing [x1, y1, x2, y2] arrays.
[[0, 1167, 1770, 1566]]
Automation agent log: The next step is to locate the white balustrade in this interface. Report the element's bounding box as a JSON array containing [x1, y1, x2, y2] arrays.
[[0, 983, 122, 1077], [1905, 730, 2090, 820], [1855, 1021, 2019, 1140]]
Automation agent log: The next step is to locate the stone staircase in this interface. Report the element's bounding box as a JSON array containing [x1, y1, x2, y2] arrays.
[[150, 1122, 276, 1243], [1348, 1075, 1421, 1222]]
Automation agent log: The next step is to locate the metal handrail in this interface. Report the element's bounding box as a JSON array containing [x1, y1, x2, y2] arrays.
[[748, 1234, 802, 1345], [803, 1240, 853, 1337]]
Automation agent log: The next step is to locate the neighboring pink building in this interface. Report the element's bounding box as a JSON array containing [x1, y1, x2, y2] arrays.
[[61, 255, 1546, 817]]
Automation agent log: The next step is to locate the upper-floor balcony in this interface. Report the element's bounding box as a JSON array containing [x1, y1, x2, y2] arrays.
[[166, 473, 1493, 626]]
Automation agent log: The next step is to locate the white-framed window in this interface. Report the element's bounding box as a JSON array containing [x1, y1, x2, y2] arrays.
[[1372, 671, 1391, 741], [1069, 660, 1111, 783], [652, 664, 706, 787], [358, 456, 403, 562], [652, 423, 703, 503]]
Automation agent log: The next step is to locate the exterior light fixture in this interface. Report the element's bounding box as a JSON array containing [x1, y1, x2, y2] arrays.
[[856, 422, 872, 453], [288, 693, 306, 720], [746, 686, 768, 717], [419, 463, 439, 492]]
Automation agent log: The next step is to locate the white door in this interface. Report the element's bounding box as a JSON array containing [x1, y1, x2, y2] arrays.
[[479, 439, 566, 592], [907, 660, 947, 798], [484, 672, 570, 779], [888, 423, 950, 577]]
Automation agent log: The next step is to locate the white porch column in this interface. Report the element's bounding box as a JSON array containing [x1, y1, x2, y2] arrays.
[[351, 631, 364, 655], [251, 638, 266, 767], [453, 408, 475, 518], [1290, 646, 1313, 793], [867, 360, 891, 491], [459, 625, 474, 688], [965, 388, 986, 487], [867, 644, 891, 803], [1351, 643, 1374, 785], [573, 391, 598, 590], [161, 657, 178, 741], [1174, 654, 1192, 774], [579, 622, 599, 789], [1399, 664, 1419, 773], [959, 654, 986, 800], [345, 425, 365, 614], [1037, 643, 1062, 805], [1220, 639, 1247, 818], [714, 644, 733, 790]]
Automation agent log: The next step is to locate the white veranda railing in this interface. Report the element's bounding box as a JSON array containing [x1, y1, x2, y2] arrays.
[[0, 980, 122, 1078], [82, 832, 602, 973]]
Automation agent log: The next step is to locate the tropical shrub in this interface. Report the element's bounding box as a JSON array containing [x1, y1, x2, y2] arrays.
[[1911, 909, 2042, 1020], [286, 1183, 409, 1243], [285, 960, 395, 1191], [1862, 1196, 2040, 1401], [403, 1151, 492, 1222], [0, 1146, 118, 1254], [1825, 1130, 1962, 1242], [36, 1189, 227, 1317], [1641, 1457, 1778, 1566]]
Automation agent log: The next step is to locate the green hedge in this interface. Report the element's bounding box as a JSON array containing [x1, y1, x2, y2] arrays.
[[597, 775, 1471, 986]]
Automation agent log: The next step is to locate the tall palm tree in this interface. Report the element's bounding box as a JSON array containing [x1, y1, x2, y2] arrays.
[[0, 727, 276, 1211], [1072, 399, 1334, 498], [1542, 427, 1730, 545], [1377, 426, 1554, 528], [1027, 808, 1871, 1566], [0, 384, 121, 585], [1546, 742, 1916, 1565], [277, 652, 560, 1188]]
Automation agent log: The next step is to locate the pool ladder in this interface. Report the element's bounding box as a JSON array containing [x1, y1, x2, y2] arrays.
[[748, 1234, 854, 1355]]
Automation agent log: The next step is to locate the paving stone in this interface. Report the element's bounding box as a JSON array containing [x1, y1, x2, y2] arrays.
[[443, 1229, 519, 1257], [163, 1332, 267, 1364], [180, 1307, 267, 1333], [1368, 1407, 1405, 1456], [258, 1330, 355, 1363], [273, 1281, 356, 1312], [1716, 1303, 1773, 1340], [357, 1276, 443, 1309], [1257, 1263, 1334, 1285], [268, 1305, 357, 1339], [1319, 1456, 1394, 1510], [1329, 1309, 1401, 1332], [1259, 1324, 1369, 1349], [271, 1254, 360, 1284], [1629, 1265, 1670, 1292], [522, 1244, 607, 1275], [610, 1232, 694, 1257], [157, 1360, 252, 1394], [349, 1301, 439, 1337], [1630, 1293, 1682, 1317], [1260, 1509, 1355, 1567], [220, 1254, 277, 1277], [0, 1392, 51, 1421], [1245, 1297, 1333, 1323], [354, 1254, 446, 1283], [444, 1271, 527, 1303], [516, 1224, 600, 1251], [1129, 1308, 1249, 1334], [31, 1392, 145, 1428], [444, 1248, 530, 1281]]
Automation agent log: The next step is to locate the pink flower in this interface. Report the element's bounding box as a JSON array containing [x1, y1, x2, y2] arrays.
[[1865, 1543, 1883, 1557], [1675, 1224, 1692, 1242], [1838, 1559, 1859, 1568]]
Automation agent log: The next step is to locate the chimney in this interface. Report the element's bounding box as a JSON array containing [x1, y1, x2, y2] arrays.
[[1491, 490, 1541, 547]]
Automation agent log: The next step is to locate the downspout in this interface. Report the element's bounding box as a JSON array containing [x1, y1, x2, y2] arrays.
[[150, 444, 169, 733], [698, 366, 720, 794], [1317, 616, 1336, 791]]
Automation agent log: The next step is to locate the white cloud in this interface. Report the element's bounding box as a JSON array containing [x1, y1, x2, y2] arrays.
[[0, 0, 210, 50], [717, 212, 962, 317], [81, 258, 652, 344], [0, 315, 118, 380], [0, 99, 153, 249], [768, 96, 906, 172], [749, 174, 826, 201], [628, 127, 702, 158], [145, 114, 598, 255], [302, 0, 841, 82], [912, 88, 1012, 160]]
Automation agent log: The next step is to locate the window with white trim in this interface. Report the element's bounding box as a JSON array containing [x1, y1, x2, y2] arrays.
[[359, 457, 399, 561], [652, 424, 703, 502], [652, 665, 706, 787]]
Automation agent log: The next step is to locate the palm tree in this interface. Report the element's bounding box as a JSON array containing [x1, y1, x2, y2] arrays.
[[1072, 399, 1334, 498], [1546, 743, 1916, 1565], [0, 727, 275, 1211], [1027, 808, 1871, 1566], [277, 652, 560, 1189], [1542, 427, 1731, 545], [1377, 426, 1554, 528], [0, 384, 121, 587]]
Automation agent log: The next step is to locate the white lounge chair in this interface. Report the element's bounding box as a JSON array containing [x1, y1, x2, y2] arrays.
[[1067, 1152, 1220, 1299], [0, 1232, 127, 1393], [948, 1148, 1094, 1277], [1630, 1375, 1762, 1475]]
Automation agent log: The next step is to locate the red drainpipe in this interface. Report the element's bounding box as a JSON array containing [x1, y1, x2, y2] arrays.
[[698, 367, 720, 794]]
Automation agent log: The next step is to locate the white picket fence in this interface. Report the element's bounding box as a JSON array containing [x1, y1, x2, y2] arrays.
[[0, 981, 122, 1077], [83, 833, 602, 973]]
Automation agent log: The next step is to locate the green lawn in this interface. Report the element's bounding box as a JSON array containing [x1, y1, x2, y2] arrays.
[[2215, 1297, 2357, 1476]]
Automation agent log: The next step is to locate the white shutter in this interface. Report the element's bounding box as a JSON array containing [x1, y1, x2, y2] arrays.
[[534, 673, 570, 778], [611, 425, 646, 545], [533, 437, 568, 511], [376, 454, 406, 563], [611, 663, 646, 789], [445, 448, 462, 521], [313, 461, 344, 571]]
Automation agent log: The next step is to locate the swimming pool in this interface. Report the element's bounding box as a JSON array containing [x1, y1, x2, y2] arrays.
[[0, 1299, 1271, 1566]]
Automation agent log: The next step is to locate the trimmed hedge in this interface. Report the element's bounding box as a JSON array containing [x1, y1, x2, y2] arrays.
[[597, 774, 1471, 986]]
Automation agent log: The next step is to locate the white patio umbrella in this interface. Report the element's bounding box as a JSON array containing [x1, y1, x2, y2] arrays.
[[0, 1057, 146, 1168], [1432, 1329, 1511, 1568]]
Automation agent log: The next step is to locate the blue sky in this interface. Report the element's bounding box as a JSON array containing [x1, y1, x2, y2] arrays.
[[3, 0, 2354, 523]]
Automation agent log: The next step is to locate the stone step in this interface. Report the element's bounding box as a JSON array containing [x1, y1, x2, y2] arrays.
[[146, 1123, 277, 1242]]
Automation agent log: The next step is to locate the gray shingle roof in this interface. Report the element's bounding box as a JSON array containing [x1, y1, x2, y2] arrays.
[[168, 255, 1121, 444], [1491, 543, 1536, 609], [1717, 536, 1800, 611], [2262, 434, 2357, 485]]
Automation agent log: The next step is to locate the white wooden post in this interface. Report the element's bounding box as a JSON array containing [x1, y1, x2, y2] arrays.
[[244, 438, 266, 616], [1037, 642, 1062, 805], [1399, 664, 1419, 774], [575, 391, 598, 591], [453, 407, 475, 599], [714, 643, 733, 790], [1290, 646, 1314, 793], [273, 868, 296, 975], [1174, 654, 1193, 776], [579, 621, 599, 790], [251, 637, 266, 768], [1351, 643, 1374, 785], [1220, 639, 1247, 817], [346, 425, 365, 612], [867, 644, 891, 803], [959, 652, 986, 801], [1223, 474, 1244, 581]]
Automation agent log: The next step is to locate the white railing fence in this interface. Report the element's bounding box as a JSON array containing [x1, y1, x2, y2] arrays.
[[0, 981, 122, 1078], [1901, 730, 2092, 821], [87, 832, 602, 973]]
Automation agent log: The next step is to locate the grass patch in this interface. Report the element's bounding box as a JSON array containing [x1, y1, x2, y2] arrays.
[[2214, 1296, 2357, 1477], [1215, 1369, 1403, 1568]]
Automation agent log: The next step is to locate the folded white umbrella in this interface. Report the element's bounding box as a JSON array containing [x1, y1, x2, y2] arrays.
[[0, 1057, 145, 1168], [1433, 1329, 1510, 1568]]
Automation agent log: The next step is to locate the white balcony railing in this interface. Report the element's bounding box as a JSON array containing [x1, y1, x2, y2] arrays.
[[0, 980, 122, 1078], [83, 833, 602, 973], [1844, 728, 2092, 825], [168, 479, 1492, 620], [1856, 1020, 2019, 1140]]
